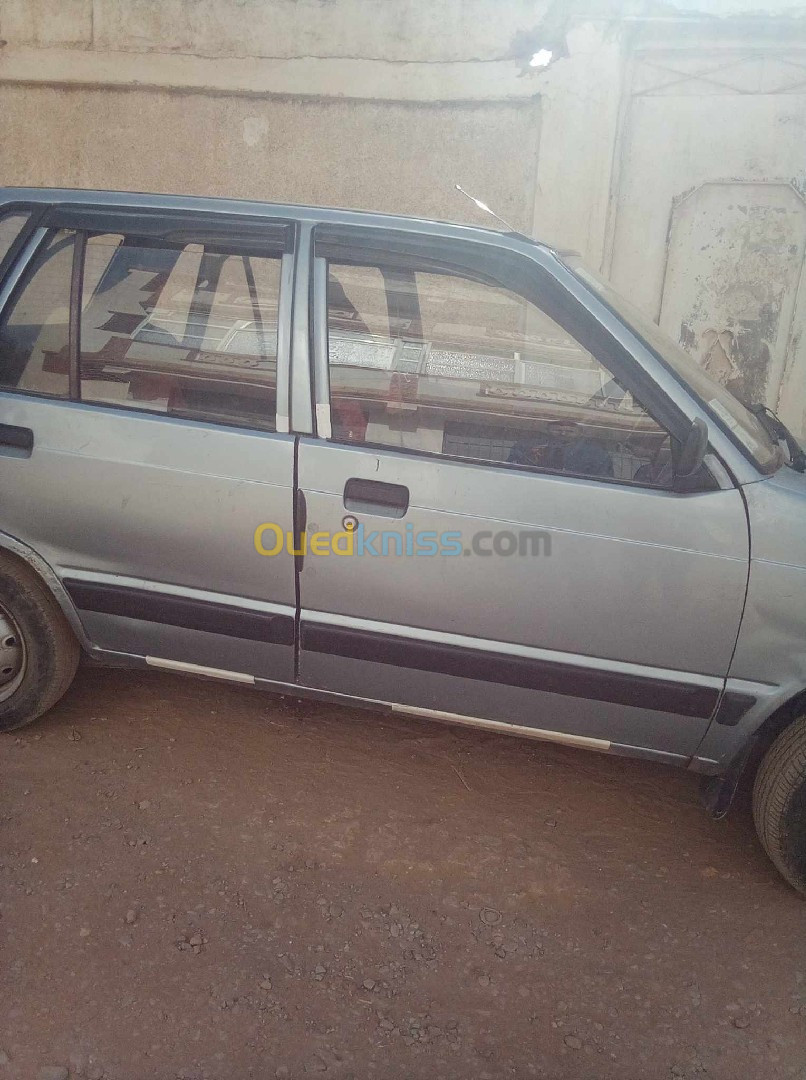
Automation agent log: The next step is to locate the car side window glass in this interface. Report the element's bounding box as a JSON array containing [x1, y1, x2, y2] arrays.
[[79, 234, 282, 431], [326, 259, 674, 486], [0, 212, 31, 268], [0, 229, 74, 397]]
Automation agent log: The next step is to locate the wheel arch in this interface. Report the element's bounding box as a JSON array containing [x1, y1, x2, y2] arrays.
[[0, 534, 93, 652], [746, 689, 806, 773], [701, 688, 806, 817]]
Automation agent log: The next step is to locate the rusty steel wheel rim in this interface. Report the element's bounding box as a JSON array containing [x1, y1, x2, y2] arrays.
[[0, 603, 26, 703]]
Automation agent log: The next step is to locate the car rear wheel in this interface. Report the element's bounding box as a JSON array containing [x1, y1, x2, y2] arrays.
[[752, 715, 806, 896], [0, 554, 80, 732]]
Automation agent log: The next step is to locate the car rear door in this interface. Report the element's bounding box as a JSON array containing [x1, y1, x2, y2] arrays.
[[294, 224, 750, 760], [0, 202, 298, 684]]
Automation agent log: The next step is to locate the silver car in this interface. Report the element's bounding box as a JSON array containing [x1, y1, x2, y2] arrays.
[[1, 187, 805, 895]]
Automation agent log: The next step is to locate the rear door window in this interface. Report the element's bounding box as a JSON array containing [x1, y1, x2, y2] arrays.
[[0, 229, 74, 397], [79, 234, 283, 430]]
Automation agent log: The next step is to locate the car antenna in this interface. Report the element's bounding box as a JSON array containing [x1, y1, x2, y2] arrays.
[[455, 184, 517, 232]]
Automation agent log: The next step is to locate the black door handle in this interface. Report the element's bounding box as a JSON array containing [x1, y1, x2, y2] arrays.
[[0, 424, 34, 453], [344, 478, 409, 518]]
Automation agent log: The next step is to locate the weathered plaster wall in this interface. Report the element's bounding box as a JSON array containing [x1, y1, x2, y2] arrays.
[[1, 0, 806, 427], [0, 85, 541, 229]]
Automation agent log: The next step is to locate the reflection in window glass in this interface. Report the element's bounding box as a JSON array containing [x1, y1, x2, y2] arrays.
[[0, 229, 73, 397], [79, 235, 282, 430], [326, 261, 673, 486]]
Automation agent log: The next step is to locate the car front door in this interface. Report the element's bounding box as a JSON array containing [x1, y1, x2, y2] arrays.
[[0, 204, 298, 683], [295, 225, 750, 760]]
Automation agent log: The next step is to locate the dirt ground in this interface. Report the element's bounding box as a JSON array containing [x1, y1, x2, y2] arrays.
[[1, 667, 805, 1080]]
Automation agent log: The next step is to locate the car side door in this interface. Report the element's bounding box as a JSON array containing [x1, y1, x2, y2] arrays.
[[0, 203, 298, 683], [295, 225, 750, 761]]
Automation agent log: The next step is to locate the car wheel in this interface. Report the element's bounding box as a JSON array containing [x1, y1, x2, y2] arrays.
[[753, 715, 806, 896], [0, 554, 80, 732]]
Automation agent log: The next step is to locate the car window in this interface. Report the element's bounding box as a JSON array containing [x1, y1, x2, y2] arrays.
[[0, 212, 31, 269], [565, 256, 781, 473], [325, 259, 674, 486], [0, 229, 74, 397], [79, 234, 282, 431]]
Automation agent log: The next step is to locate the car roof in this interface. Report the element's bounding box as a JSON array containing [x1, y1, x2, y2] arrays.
[[0, 186, 554, 253]]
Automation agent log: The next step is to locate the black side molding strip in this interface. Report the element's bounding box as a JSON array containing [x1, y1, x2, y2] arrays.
[[301, 623, 720, 719], [711, 689, 757, 727], [65, 579, 295, 646]]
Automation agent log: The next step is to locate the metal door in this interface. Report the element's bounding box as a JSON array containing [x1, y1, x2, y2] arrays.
[[295, 227, 750, 760], [0, 205, 298, 683]]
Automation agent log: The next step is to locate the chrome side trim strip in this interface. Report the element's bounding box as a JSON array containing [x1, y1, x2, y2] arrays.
[[105, 653, 611, 752], [389, 703, 612, 752], [145, 656, 255, 684]]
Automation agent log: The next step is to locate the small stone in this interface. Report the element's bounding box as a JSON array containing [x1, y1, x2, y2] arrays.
[[390, 923, 401, 938], [478, 975, 491, 987], [188, 934, 203, 947], [379, 1019, 394, 1031], [363, 979, 376, 991], [564, 1035, 583, 1050], [275, 1069, 289, 1079], [125, 909, 137, 925], [479, 907, 502, 926], [38, 1068, 69, 1080], [260, 979, 273, 991], [79, 927, 91, 938], [732, 1016, 750, 1029]]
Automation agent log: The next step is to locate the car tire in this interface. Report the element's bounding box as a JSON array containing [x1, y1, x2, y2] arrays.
[[753, 715, 806, 896], [0, 554, 80, 733]]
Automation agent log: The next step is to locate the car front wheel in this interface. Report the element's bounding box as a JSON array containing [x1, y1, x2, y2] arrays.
[[0, 554, 80, 732], [753, 715, 806, 896]]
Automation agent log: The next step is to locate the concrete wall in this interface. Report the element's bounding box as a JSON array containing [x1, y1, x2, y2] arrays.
[[1, 0, 806, 429], [0, 86, 541, 230]]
